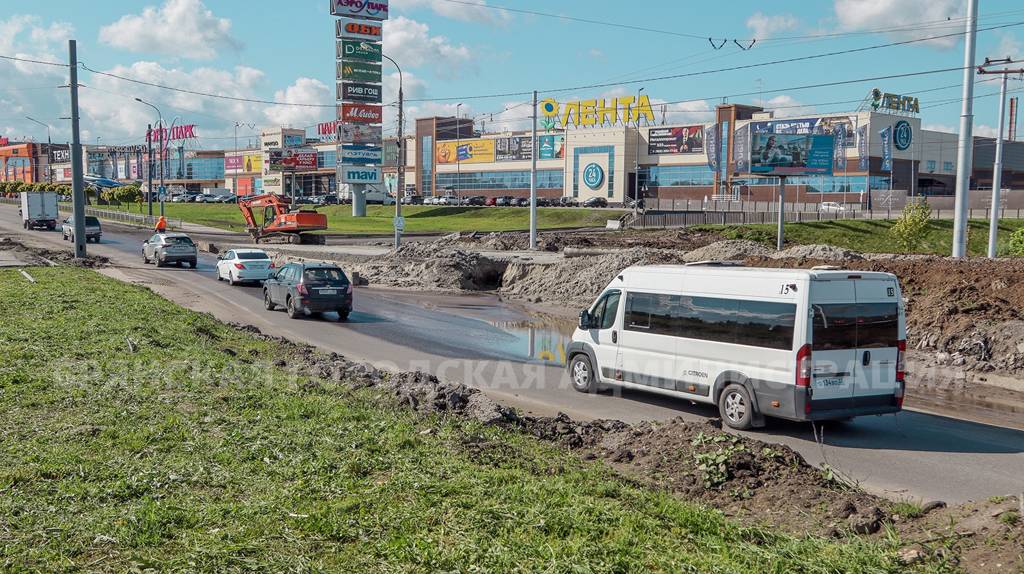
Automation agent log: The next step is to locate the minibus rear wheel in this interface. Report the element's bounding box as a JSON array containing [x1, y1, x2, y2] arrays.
[[719, 384, 754, 430], [569, 354, 597, 393]]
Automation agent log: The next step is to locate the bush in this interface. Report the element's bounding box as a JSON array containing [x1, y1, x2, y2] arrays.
[[889, 201, 931, 252], [1008, 228, 1024, 256]]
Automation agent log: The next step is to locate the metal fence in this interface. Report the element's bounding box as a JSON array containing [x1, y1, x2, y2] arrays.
[[628, 207, 1024, 229], [0, 196, 182, 229]]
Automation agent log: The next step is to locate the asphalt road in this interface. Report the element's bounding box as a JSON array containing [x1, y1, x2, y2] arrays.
[[2, 205, 1022, 505]]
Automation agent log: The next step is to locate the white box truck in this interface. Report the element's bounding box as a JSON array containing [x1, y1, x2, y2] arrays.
[[20, 191, 60, 230]]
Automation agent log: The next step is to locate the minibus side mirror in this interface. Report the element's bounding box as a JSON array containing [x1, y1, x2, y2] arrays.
[[578, 310, 592, 330]]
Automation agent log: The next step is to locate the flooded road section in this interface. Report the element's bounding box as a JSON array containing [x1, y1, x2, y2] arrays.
[[346, 289, 577, 367]]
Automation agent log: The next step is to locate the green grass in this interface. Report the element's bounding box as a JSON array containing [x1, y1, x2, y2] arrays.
[[96, 203, 624, 235], [0, 267, 935, 572], [696, 218, 1024, 256]]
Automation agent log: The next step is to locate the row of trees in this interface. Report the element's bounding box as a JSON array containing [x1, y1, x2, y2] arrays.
[[0, 181, 72, 196]]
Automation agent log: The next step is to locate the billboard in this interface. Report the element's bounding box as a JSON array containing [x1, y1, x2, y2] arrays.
[[340, 103, 383, 124], [340, 123, 382, 145], [336, 17, 383, 41], [338, 82, 382, 103], [266, 148, 318, 172], [749, 116, 857, 148], [495, 136, 532, 161], [749, 133, 835, 176], [337, 39, 382, 62], [341, 166, 382, 184], [436, 138, 495, 164], [331, 0, 389, 20], [340, 144, 382, 164], [538, 134, 565, 159], [647, 126, 704, 155], [338, 61, 382, 83], [226, 153, 265, 173]]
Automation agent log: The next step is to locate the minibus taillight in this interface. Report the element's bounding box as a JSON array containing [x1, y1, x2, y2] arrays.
[[796, 344, 812, 387], [896, 340, 906, 383]]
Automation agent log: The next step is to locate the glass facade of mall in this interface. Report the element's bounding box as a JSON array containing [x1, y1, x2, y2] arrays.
[[436, 169, 563, 191]]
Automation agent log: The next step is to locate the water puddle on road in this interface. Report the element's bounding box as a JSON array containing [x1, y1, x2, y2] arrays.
[[483, 316, 577, 367]]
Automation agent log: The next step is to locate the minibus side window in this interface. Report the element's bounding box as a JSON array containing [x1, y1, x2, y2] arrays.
[[855, 303, 899, 349], [591, 290, 621, 331], [812, 304, 859, 350]]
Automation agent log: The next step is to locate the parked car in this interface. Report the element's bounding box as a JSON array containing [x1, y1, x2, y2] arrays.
[[464, 195, 486, 206], [558, 197, 579, 207], [536, 197, 554, 207], [263, 262, 353, 321], [142, 232, 198, 268], [315, 194, 340, 205], [61, 216, 102, 243], [402, 195, 424, 205], [819, 202, 847, 212], [495, 196, 515, 206], [170, 194, 189, 203], [567, 264, 906, 430], [216, 248, 275, 285], [582, 197, 608, 208], [484, 196, 498, 207], [513, 197, 530, 207]]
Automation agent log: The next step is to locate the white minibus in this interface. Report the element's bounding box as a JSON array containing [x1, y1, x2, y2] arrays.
[[566, 263, 906, 429]]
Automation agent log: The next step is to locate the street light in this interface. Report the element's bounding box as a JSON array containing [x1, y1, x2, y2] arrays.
[[634, 87, 645, 209], [454, 103, 464, 200], [135, 97, 165, 216], [382, 53, 405, 249], [25, 116, 52, 183]]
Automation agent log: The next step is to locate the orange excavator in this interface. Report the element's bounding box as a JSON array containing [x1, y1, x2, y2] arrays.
[[237, 193, 328, 245]]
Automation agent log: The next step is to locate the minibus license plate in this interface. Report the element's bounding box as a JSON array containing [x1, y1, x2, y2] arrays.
[[815, 377, 844, 388]]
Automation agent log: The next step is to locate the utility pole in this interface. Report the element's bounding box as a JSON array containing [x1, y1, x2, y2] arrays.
[[146, 123, 153, 216], [68, 40, 86, 258], [777, 176, 786, 251], [456, 102, 462, 202], [135, 98, 164, 215], [529, 90, 538, 250], [976, 57, 1022, 258], [383, 54, 404, 249], [952, 0, 979, 258], [634, 87, 645, 207]]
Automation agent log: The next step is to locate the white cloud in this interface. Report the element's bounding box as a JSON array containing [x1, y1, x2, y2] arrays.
[[0, 15, 76, 142], [649, 98, 715, 126], [746, 12, 798, 39], [263, 78, 332, 129], [995, 33, 1021, 59], [99, 0, 239, 60], [400, 0, 510, 25], [588, 48, 605, 59], [764, 95, 817, 117], [384, 16, 475, 77], [833, 0, 965, 47], [923, 123, 956, 133], [79, 61, 270, 142], [974, 124, 999, 138]]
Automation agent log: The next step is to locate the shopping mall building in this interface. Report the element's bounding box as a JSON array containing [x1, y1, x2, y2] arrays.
[[4, 90, 1022, 207]]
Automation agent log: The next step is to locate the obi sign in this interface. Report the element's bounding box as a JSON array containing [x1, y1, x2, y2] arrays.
[[541, 95, 656, 129], [336, 18, 382, 41]]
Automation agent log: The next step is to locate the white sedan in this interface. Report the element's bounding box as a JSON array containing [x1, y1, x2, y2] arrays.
[[216, 248, 275, 285]]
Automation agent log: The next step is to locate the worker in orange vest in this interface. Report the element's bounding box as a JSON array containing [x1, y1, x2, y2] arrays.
[[154, 215, 168, 233]]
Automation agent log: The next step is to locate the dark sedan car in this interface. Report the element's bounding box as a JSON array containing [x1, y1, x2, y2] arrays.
[[263, 262, 353, 321], [582, 196, 608, 208]]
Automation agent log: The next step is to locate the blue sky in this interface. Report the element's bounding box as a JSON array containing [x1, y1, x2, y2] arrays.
[[1, 0, 1022, 149]]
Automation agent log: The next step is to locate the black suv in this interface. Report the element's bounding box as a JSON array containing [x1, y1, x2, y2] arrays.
[[263, 262, 353, 320]]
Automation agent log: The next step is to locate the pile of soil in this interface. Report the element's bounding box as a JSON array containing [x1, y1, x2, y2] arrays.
[[500, 248, 687, 306], [0, 236, 108, 267], [681, 239, 772, 262], [769, 243, 865, 261], [442, 228, 724, 253], [239, 324, 1022, 571], [347, 242, 508, 292]]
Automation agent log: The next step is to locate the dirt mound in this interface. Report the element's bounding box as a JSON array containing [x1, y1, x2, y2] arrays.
[[682, 239, 772, 263], [444, 229, 724, 253], [771, 244, 864, 261], [0, 236, 108, 267], [500, 248, 686, 306], [349, 244, 508, 291]]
